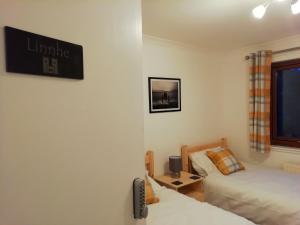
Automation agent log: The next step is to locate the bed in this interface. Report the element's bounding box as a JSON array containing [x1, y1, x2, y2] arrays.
[[181, 138, 300, 225], [145, 151, 256, 225]]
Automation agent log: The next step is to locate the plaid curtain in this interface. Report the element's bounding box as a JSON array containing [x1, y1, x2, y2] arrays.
[[249, 51, 272, 153]]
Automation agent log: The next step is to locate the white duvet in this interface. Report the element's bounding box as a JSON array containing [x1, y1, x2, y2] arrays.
[[147, 188, 255, 225], [204, 163, 300, 225]]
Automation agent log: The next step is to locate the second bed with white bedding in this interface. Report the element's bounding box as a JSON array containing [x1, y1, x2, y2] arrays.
[[147, 187, 255, 225], [204, 162, 300, 225]]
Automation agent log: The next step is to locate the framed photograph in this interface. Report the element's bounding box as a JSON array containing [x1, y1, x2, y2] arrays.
[[148, 77, 181, 113]]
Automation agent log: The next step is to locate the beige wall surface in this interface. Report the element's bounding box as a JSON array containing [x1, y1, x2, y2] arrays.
[[0, 1, 145, 225], [220, 34, 300, 168], [143, 36, 223, 175]]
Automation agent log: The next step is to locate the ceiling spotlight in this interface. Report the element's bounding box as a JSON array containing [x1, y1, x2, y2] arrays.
[[291, 0, 300, 14], [253, 0, 299, 19], [252, 3, 269, 19]]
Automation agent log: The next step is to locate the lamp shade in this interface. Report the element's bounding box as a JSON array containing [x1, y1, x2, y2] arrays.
[[169, 156, 182, 173]]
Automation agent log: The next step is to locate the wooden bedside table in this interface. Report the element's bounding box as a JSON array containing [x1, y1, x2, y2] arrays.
[[154, 171, 205, 201]]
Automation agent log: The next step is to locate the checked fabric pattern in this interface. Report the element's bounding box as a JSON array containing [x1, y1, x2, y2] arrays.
[[206, 148, 245, 175], [249, 50, 272, 153]]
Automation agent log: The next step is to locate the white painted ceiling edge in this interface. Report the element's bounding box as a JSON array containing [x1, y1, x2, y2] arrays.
[[142, 0, 300, 50]]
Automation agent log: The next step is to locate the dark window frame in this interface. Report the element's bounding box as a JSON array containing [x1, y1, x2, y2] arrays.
[[271, 58, 300, 148]]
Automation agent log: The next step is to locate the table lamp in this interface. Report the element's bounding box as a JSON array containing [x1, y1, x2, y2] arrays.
[[169, 156, 182, 178]]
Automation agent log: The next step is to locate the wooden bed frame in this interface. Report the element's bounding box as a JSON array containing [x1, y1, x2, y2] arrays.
[[181, 138, 228, 173], [145, 150, 154, 178]]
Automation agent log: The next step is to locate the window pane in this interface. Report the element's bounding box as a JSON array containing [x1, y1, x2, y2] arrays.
[[277, 68, 300, 138]]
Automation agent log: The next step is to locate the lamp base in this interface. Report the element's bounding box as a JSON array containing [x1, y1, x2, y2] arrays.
[[170, 171, 181, 178]]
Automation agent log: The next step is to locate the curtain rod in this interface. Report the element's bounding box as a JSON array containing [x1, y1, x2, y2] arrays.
[[245, 46, 300, 60]]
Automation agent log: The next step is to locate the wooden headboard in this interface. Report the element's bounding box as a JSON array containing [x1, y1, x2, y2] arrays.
[[181, 138, 228, 173], [145, 150, 154, 178]]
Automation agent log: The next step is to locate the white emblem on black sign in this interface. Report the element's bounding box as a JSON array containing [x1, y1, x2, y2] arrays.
[[43, 57, 58, 74]]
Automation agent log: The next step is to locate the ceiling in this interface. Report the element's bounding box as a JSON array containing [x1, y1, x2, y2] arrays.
[[142, 0, 300, 50]]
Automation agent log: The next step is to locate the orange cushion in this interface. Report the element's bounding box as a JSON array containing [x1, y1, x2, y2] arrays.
[[206, 149, 245, 175], [145, 178, 159, 205]]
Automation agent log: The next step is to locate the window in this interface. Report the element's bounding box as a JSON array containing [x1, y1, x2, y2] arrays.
[[271, 58, 300, 148]]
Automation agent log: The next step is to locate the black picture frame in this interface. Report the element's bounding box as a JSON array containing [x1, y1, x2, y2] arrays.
[[148, 77, 181, 113]]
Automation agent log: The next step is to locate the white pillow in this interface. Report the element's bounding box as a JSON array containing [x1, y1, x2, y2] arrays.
[[145, 170, 163, 196], [189, 147, 223, 175]]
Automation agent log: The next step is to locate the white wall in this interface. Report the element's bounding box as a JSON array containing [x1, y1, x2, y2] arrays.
[[143, 36, 223, 175], [0, 1, 145, 225], [220, 34, 300, 168]]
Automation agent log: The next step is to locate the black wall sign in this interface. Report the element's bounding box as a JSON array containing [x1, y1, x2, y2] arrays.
[[4, 26, 84, 79]]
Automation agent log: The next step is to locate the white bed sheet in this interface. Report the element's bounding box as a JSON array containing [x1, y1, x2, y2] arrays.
[[147, 188, 255, 225], [204, 162, 300, 225]]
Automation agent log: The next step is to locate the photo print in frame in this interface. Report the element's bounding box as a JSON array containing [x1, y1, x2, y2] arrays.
[[148, 77, 181, 113]]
